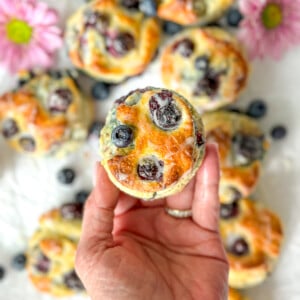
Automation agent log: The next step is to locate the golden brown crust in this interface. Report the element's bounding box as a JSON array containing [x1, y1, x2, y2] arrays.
[[27, 203, 84, 297], [158, 0, 234, 25], [161, 28, 249, 112], [228, 288, 248, 300], [0, 71, 93, 157], [220, 198, 283, 288], [202, 111, 269, 202], [100, 88, 205, 200], [66, 0, 160, 83]]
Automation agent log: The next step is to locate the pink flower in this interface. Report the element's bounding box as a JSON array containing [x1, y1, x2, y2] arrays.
[[238, 0, 300, 60], [0, 0, 63, 74]]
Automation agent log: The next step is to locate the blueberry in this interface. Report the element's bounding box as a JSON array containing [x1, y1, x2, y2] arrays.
[[84, 11, 110, 33], [270, 125, 287, 140], [2, 119, 19, 139], [246, 100, 267, 119], [91, 82, 110, 100], [139, 0, 157, 16], [194, 55, 209, 71], [0, 266, 5, 280], [111, 125, 134, 148], [137, 156, 164, 181], [106, 32, 135, 57], [18, 78, 29, 87], [193, 72, 220, 97], [64, 270, 85, 290], [48, 88, 73, 113], [88, 121, 104, 137], [35, 254, 50, 273], [228, 238, 249, 256], [75, 190, 90, 204], [48, 70, 63, 79], [162, 21, 182, 35], [226, 8, 243, 27], [57, 168, 76, 184], [172, 38, 195, 58], [220, 201, 239, 219], [12, 253, 27, 270], [196, 131, 205, 147], [19, 137, 36, 152], [61, 203, 84, 219]]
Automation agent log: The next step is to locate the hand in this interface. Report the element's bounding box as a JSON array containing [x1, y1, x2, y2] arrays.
[[75, 144, 229, 300]]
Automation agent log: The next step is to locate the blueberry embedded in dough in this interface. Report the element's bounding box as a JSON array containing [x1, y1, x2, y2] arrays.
[[137, 156, 164, 181], [34, 253, 51, 273], [19, 136, 36, 152], [220, 201, 239, 219], [105, 32, 135, 57], [194, 55, 210, 72], [172, 38, 195, 58], [1, 119, 19, 138], [111, 125, 134, 148], [227, 237, 249, 256], [83, 10, 110, 33], [48, 88, 73, 114]]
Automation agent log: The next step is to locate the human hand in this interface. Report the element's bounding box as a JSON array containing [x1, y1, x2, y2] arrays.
[[75, 143, 229, 300]]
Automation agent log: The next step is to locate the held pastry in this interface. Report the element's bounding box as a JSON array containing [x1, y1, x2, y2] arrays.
[[202, 111, 269, 203], [158, 0, 234, 25], [100, 87, 206, 200], [65, 0, 160, 83], [0, 70, 93, 157], [220, 198, 283, 288], [161, 27, 249, 112], [27, 202, 84, 297]]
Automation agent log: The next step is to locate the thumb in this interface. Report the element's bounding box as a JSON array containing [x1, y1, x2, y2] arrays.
[[76, 163, 120, 270]]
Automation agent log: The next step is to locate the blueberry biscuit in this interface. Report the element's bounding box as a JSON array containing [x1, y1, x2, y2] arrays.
[[65, 0, 160, 83], [202, 111, 269, 203], [0, 71, 93, 157], [158, 0, 234, 25], [27, 202, 84, 297], [220, 198, 283, 288], [100, 87, 205, 200], [161, 27, 249, 112]]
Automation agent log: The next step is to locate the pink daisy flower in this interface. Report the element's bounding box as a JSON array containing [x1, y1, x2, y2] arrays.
[[0, 0, 63, 74], [238, 0, 300, 60]]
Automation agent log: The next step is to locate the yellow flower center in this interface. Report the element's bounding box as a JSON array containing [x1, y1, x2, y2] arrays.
[[6, 19, 33, 44], [261, 3, 283, 30]]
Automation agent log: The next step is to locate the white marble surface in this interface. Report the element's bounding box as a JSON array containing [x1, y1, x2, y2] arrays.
[[1, 1, 300, 299]]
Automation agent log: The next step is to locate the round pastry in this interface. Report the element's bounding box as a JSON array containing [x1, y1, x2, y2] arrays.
[[220, 198, 283, 288], [161, 27, 249, 112], [27, 202, 84, 297], [228, 288, 248, 300], [202, 111, 269, 203], [100, 87, 206, 200], [65, 0, 160, 83], [158, 0, 234, 25], [0, 70, 93, 157]]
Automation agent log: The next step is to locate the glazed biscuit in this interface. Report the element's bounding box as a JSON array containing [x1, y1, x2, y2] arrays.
[[100, 87, 205, 200], [220, 198, 283, 288], [0, 70, 93, 157], [27, 202, 84, 297], [158, 0, 234, 25], [161, 27, 249, 112], [65, 0, 160, 83], [202, 111, 269, 203]]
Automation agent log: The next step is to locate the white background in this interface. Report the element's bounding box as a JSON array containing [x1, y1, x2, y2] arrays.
[[0, 0, 300, 299]]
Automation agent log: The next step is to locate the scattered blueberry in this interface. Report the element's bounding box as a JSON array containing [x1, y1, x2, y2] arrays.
[[19, 136, 36, 152], [228, 238, 249, 256], [61, 203, 84, 219], [75, 190, 91, 204], [2, 119, 19, 139], [91, 82, 110, 100], [270, 125, 287, 140], [12, 253, 27, 270], [162, 21, 182, 35], [172, 38, 195, 58], [88, 121, 104, 138], [0, 265, 5, 280], [246, 100, 267, 119], [57, 168, 76, 184], [139, 0, 157, 16], [226, 8, 243, 27], [111, 125, 134, 148]]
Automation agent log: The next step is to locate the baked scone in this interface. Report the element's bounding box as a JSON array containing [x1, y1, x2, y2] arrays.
[[65, 0, 160, 83], [228, 288, 248, 300], [158, 0, 234, 25], [100, 87, 205, 200], [202, 111, 269, 203], [161, 27, 249, 112], [220, 198, 283, 288], [27, 202, 84, 297], [0, 70, 93, 157]]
